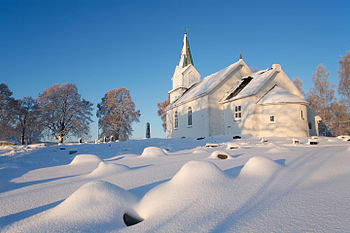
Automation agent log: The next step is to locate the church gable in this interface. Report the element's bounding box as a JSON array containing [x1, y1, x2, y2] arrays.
[[169, 59, 249, 109], [257, 85, 307, 105]]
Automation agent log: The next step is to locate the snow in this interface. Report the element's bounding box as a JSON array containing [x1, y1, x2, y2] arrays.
[[1, 136, 350, 232], [257, 85, 307, 105], [209, 150, 231, 159], [225, 67, 276, 102], [70, 154, 102, 165], [5, 181, 138, 232], [88, 162, 129, 177], [139, 146, 167, 158], [239, 156, 282, 178]]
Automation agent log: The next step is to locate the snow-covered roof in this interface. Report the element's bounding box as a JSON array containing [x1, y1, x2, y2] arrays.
[[257, 85, 307, 105], [169, 59, 245, 108], [223, 67, 276, 102]]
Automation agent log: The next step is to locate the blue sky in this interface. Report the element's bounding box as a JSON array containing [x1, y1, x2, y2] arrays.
[[1, 0, 349, 139]]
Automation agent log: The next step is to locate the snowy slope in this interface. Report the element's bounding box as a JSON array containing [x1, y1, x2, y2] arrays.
[[0, 136, 349, 232]]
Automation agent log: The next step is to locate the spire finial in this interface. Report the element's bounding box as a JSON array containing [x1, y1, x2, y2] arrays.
[[184, 26, 187, 34], [240, 51, 242, 60]]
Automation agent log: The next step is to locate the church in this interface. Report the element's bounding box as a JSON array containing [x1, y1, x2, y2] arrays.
[[165, 32, 319, 138]]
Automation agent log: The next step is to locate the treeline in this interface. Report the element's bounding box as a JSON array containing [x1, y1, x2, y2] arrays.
[[293, 51, 350, 136], [0, 84, 140, 144]]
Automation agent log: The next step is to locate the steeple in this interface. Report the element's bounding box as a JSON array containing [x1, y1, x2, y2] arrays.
[[178, 31, 194, 68], [169, 30, 201, 103]]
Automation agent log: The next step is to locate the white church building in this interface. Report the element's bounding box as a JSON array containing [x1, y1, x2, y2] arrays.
[[165, 32, 319, 138]]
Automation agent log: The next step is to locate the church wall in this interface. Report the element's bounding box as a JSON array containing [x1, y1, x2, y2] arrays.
[[166, 96, 209, 138], [208, 65, 251, 136], [255, 104, 309, 137], [222, 96, 259, 137]]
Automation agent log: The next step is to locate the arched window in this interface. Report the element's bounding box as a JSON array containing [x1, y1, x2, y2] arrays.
[[188, 107, 192, 126], [174, 111, 178, 129]]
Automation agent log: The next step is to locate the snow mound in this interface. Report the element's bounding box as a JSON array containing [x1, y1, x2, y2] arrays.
[[171, 160, 228, 184], [88, 162, 129, 177], [140, 147, 166, 158], [226, 142, 240, 149], [209, 150, 230, 159], [70, 154, 102, 165], [7, 181, 139, 232], [136, 161, 230, 219], [240, 156, 282, 178]]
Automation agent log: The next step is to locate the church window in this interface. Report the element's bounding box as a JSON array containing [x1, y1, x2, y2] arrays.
[[301, 110, 304, 120], [269, 115, 275, 123], [234, 105, 242, 120], [174, 111, 178, 129], [188, 107, 192, 126]]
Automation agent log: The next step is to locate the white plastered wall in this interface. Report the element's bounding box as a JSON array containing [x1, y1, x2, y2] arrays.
[[255, 104, 309, 137], [222, 96, 259, 137], [166, 96, 209, 138], [208, 63, 252, 136]]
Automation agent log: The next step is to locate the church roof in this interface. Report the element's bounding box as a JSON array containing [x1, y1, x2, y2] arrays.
[[169, 59, 245, 108], [257, 85, 307, 105], [179, 32, 194, 68], [223, 67, 276, 102]]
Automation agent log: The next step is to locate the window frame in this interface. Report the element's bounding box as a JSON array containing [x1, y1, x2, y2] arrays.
[[187, 107, 192, 126], [174, 111, 178, 129], [301, 110, 305, 120], [234, 105, 242, 121]]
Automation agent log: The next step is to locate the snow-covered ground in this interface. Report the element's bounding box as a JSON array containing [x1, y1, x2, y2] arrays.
[[0, 136, 349, 232]]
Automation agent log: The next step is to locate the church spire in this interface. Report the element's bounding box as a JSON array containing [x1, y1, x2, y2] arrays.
[[179, 31, 194, 68]]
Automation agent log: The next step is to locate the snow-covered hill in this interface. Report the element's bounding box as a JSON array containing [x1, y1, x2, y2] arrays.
[[0, 136, 349, 232]]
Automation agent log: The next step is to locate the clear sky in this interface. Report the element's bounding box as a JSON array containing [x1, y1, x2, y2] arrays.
[[1, 0, 349, 140]]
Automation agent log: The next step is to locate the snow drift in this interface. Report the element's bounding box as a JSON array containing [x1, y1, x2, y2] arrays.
[[88, 162, 129, 177], [5, 181, 138, 232], [239, 156, 282, 178], [136, 161, 231, 220], [140, 147, 167, 158], [70, 154, 102, 165]]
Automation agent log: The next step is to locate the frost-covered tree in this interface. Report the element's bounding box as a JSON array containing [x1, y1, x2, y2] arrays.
[[38, 84, 93, 143], [293, 77, 305, 96], [97, 88, 140, 140], [306, 65, 335, 133], [338, 51, 350, 107], [0, 83, 16, 140], [335, 51, 350, 135], [330, 101, 350, 136], [156, 95, 169, 132], [14, 97, 42, 144]]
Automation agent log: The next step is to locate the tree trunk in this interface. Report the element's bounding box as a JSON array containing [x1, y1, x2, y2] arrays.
[[21, 128, 25, 145]]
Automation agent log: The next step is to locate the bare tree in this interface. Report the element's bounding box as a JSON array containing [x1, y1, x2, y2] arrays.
[[338, 50, 350, 107], [335, 51, 350, 135], [97, 88, 140, 140], [330, 101, 350, 136], [306, 65, 335, 133], [14, 97, 42, 144], [38, 84, 93, 143], [293, 77, 306, 96], [0, 83, 16, 140], [156, 95, 170, 132]]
